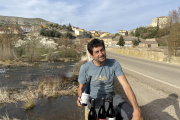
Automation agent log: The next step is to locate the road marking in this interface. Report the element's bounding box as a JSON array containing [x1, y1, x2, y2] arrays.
[[108, 54, 180, 90], [122, 66, 180, 90]]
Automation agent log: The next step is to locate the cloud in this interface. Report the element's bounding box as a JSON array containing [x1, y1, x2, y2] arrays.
[[0, 0, 180, 33], [0, 0, 81, 22]]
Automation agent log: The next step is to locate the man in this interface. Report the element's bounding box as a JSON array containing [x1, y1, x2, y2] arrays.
[[77, 39, 142, 120]]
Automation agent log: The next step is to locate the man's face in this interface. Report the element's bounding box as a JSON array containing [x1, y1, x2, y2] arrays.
[[91, 46, 106, 64]]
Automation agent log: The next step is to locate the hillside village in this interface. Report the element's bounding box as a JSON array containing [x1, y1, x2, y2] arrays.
[[28, 16, 171, 48], [0, 13, 179, 65], [0, 15, 172, 49]]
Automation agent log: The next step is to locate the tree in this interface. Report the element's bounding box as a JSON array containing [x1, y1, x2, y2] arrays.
[[40, 28, 45, 36], [132, 39, 140, 46], [130, 31, 134, 36], [67, 23, 72, 31], [135, 28, 140, 37], [62, 24, 66, 29], [50, 24, 53, 27], [168, 7, 180, 56], [115, 33, 119, 36], [25, 26, 41, 63], [53, 24, 59, 28], [55, 31, 61, 37], [57, 36, 72, 58], [117, 35, 125, 46], [64, 31, 73, 39], [0, 24, 23, 61]]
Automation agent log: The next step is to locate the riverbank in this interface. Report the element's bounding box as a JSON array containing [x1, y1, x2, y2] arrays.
[[0, 57, 87, 119], [0, 75, 79, 106], [0, 60, 33, 68], [0, 59, 87, 107]]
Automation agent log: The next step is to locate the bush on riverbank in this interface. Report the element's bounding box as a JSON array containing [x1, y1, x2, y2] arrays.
[[23, 95, 35, 110]]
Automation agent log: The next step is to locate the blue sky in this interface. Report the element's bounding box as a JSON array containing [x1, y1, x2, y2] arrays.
[[0, 0, 179, 34]]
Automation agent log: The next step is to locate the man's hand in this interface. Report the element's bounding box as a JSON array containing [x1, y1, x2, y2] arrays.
[[132, 108, 143, 120], [77, 83, 85, 107], [77, 96, 83, 107]]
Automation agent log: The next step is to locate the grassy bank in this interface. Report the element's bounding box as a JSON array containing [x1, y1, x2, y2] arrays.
[[0, 75, 79, 110]]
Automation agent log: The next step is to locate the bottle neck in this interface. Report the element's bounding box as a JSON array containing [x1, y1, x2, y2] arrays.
[[91, 99, 95, 109], [101, 98, 105, 106], [109, 101, 113, 108], [91, 106, 95, 110]]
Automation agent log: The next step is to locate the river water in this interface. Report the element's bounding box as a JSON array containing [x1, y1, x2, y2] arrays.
[[0, 61, 75, 88], [0, 61, 83, 120]]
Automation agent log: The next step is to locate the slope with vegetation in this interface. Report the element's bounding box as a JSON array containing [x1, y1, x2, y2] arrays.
[[130, 7, 180, 56]]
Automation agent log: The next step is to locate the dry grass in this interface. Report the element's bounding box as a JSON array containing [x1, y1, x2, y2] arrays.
[[22, 91, 36, 110], [0, 88, 15, 104], [0, 116, 20, 120], [0, 110, 20, 120], [0, 60, 33, 67], [37, 75, 78, 97], [0, 75, 78, 110], [23, 99, 35, 110]]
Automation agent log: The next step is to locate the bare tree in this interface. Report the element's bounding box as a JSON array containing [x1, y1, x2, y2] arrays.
[[57, 36, 72, 58], [0, 24, 23, 61], [24, 26, 41, 62], [168, 7, 180, 56]]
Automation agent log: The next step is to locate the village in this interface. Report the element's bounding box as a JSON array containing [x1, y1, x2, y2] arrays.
[[0, 16, 172, 51]]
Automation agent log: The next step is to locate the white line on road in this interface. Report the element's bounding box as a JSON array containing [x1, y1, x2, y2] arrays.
[[122, 66, 180, 90], [108, 53, 180, 90]]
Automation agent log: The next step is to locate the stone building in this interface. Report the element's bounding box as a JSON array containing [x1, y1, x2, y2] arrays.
[[148, 16, 171, 28], [138, 39, 158, 48], [119, 30, 128, 36], [100, 36, 114, 47], [75, 29, 84, 36]]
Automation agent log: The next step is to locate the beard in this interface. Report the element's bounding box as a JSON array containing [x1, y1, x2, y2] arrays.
[[93, 53, 106, 64]]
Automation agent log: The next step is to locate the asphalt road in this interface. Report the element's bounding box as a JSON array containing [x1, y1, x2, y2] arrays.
[[107, 51, 180, 120], [107, 51, 180, 97]]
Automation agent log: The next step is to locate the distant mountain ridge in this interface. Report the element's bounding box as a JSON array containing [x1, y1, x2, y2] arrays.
[[0, 15, 55, 26]]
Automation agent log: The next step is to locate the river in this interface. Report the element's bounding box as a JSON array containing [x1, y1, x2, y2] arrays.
[[0, 61, 83, 120]]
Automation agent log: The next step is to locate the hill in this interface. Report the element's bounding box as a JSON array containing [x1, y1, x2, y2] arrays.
[[0, 15, 55, 26]]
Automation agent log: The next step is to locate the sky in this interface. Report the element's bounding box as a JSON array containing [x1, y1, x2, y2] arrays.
[[0, 0, 179, 34]]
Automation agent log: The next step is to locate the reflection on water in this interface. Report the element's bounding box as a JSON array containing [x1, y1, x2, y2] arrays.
[[0, 61, 77, 88], [0, 96, 83, 120]]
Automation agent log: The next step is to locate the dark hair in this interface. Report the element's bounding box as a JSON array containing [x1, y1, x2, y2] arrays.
[[87, 39, 105, 55]]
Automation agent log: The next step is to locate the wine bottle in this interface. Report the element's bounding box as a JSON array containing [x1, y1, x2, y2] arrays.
[[80, 76, 92, 106], [106, 97, 116, 120], [88, 99, 97, 120], [98, 97, 106, 120]]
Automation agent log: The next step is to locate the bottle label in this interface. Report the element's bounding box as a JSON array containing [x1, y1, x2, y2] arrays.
[[106, 117, 116, 120], [80, 93, 89, 104]]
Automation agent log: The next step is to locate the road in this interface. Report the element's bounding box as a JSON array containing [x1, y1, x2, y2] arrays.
[[107, 51, 180, 120]]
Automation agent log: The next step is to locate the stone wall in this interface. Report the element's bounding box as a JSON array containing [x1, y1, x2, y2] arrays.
[[106, 48, 180, 65], [148, 16, 171, 28], [150, 18, 158, 27]]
